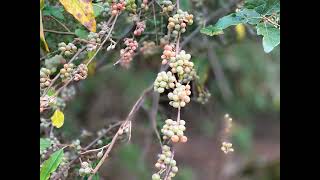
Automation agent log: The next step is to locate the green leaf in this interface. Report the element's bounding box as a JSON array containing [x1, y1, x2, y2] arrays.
[[40, 0, 45, 10], [201, 9, 261, 36], [75, 28, 89, 38], [40, 138, 52, 151], [180, 0, 190, 11], [43, 6, 65, 20], [40, 149, 64, 180], [256, 23, 280, 53], [245, 0, 280, 15], [93, 3, 104, 17], [47, 88, 56, 97]]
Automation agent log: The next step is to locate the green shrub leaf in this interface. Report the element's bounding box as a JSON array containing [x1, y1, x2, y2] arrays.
[[40, 149, 64, 180]]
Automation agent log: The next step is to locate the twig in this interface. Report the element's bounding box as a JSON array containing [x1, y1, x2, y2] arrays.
[[44, 29, 76, 35], [48, 15, 72, 32]]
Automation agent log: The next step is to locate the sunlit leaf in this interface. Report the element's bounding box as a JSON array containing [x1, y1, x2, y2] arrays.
[[59, 0, 96, 32], [51, 109, 65, 128], [40, 149, 64, 180]]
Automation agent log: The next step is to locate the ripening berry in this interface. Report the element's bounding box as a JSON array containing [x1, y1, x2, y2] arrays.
[[152, 173, 160, 180], [180, 135, 188, 143], [97, 151, 103, 158], [171, 135, 179, 142], [171, 166, 178, 173]]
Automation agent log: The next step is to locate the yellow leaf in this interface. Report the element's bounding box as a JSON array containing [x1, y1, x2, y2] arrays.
[[51, 109, 65, 128], [235, 24, 246, 41], [40, 11, 50, 52], [59, 0, 96, 32]]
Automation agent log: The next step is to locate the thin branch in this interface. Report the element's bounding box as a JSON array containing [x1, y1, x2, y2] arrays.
[[48, 15, 72, 32], [44, 29, 76, 35]]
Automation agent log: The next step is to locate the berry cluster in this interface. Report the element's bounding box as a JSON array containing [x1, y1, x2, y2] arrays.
[[60, 63, 75, 81], [152, 145, 178, 180], [169, 50, 195, 83], [72, 139, 82, 151], [108, 0, 126, 16], [97, 21, 111, 36], [40, 68, 51, 89], [86, 32, 101, 51], [168, 83, 191, 108], [134, 21, 146, 36], [196, 90, 211, 104], [167, 10, 194, 36], [161, 119, 187, 143], [140, 41, 157, 56], [61, 85, 76, 101], [74, 64, 88, 81], [161, 44, 175, 64], [161, 0, 174, 13], [58, 42, 77, 56], [154, 71, 177, 93], [141, 0, 149, 11], [160, 35, 170, 47], [101, 2, 110, 17], [40, 136, 60, 159], [40, 95, 56, 113], [126, 0, 137, 13], [221, 142, 234, 154], [79, 162, 92, 176], [119, 38, 138, 68]]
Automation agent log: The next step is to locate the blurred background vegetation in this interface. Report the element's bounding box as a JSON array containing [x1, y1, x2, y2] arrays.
[[42, 0, 280, 179]]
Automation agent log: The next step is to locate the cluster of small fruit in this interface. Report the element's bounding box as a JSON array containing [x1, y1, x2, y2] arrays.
[[160, 0, 174, 13], [134, 21, 146, 36], [140, 41, 157, 56], [119, 38, 138, 68], [86, 32, 101, 52], [161, 44, 175, 64], [168, 83, 191, 108], [72, 139, 82, 151], [60, 63, 75, 81], [101, 2, 110, 17], [108, 0, 126, 16], [73, 64, 88, 81], [161, 119, 187, 143], [40, 136, 60, 159], [141, 0, 149, 11], [154, 71, 176, 93], [169, 50, 195, 83], [196, 90, 211, 104], [160, 35, 170, 47], [221, 142, 234, 154], [58, 42, 78, 57], [79, 161, 93, 176], [97, 21, 111, 37], [40, 95, 56, 113], [152, 145, 178, 180], [61, 85, 76, 101], [125, 0, 137, 13], [167, 10, 194, 36], [40, 68, 51, 89]]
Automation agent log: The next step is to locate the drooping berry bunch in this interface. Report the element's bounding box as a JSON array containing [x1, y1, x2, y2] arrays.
[[125, 0, 137, 13], [167, 10, 194, 37], [108, 0, 126, 16], [73, 64, 88, 81], [101, 2, 110, 17], [140, 41, 158, 56], [86, 32, 101, 52], [152, 145, 179, 180], [60, 63, 75, 81], [161, 119, 187, 143], [160, 0, 174, 13], [134, 21, 146, 36], [169, 50, 196, 83], [119, 38, 138, 68], [153, 71, 176, 93], [79, 161, 93, 176], [168, 83, 191, 108], [161, 44, 176, 64], [196, 89, 211, 104], [58, 42, 77, 56], [141, 0, 149, 11], [97, 21, 111, 36], [40, 68, 51, 89]]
